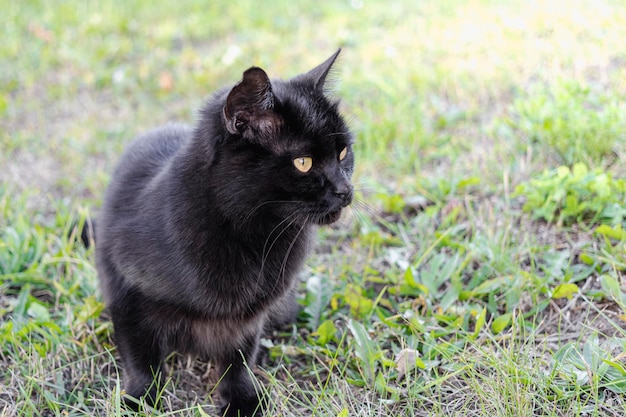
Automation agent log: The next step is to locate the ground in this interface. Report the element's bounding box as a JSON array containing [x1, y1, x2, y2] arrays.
[[1, 1, 626, 416]]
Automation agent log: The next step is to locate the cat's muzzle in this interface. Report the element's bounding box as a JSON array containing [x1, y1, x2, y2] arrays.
[[315, 188, 353, 225]]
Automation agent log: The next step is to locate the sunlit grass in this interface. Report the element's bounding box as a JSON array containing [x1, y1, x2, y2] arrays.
[[2, 0, 626, 416]]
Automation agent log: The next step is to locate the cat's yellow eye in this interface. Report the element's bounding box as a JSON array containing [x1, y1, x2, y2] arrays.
[[339, 147, 348, 161], [293, 156, 313, 173]]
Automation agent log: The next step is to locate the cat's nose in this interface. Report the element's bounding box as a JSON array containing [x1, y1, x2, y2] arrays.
[[333, 185, 353, 207]]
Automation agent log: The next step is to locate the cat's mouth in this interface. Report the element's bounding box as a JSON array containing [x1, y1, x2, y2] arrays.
[[308, 191, 352, 225], [313, 208, 343, 225]]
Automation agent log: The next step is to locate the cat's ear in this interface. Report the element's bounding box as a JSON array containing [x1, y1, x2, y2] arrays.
[[302, 49, 341, 92], [224, 67, 282, 142]]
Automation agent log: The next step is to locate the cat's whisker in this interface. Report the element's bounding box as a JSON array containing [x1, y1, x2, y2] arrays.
[[348, 199, 388, 228], [352, 199, 380, 216], [257, 212, 301, 282], [325, 131, 350, 138], [347, 204, 368, 224], [254, 211, 307, 297], [241, 200, 303, 225], [275, 214, 309, 294], [350, 199, 411, 241], [350, 182, 379, 193]]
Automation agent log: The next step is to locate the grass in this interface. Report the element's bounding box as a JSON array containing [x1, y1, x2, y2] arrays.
[[2, 0, 626, 416]]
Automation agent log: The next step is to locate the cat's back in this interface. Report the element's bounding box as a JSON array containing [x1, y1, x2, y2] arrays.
[[98, 123, 191, 248], [100, 123, 191, 214], [111, 123, 191, 189], [96, 123, 193, 300]]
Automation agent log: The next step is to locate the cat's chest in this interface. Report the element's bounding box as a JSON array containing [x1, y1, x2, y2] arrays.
[[173, 222, 312, 318], [184, 313, 266, 357], [197, 225, 310, 288]]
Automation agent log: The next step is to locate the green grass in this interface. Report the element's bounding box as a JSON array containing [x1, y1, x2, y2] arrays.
[[2, 0, 626, 416]]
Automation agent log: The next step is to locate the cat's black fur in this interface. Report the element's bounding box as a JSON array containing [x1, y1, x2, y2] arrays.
[[95, 50, 353, 416]]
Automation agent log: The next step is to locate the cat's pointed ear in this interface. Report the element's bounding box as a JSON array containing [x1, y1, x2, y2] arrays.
[[303, 49, 341, 92], [224, 67, 282, 141]]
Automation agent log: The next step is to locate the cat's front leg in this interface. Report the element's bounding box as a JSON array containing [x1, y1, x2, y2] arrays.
[[110, 294, 165, 411], [218, 332, 264, 417]]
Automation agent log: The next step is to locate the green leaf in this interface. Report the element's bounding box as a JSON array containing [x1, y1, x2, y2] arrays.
[[458, 176, 480, 189], [600, 275, 626, 306], [513, 163, 626, 227], [314, 319, 338, 345], [579, 252, 594, 265], [337, 409, 349, 417], [595, 224, 626, 240], [572, 162, 588, 178], [376, 193, 406, 214], [13, 286, 31, 319], [552, 283, 579, 299], [348, 319, 378, 384], [375, 371, 390, 395], [27, 302, 51, 322], [491, 313, 512, 334], [304, 275, 332, 331], [557, 165, 571, 179], [602, 358, 626, 376], [472, 307, 487, 339], [76, 296, 105, 323], [460, 276, 508, 300], [344, 284, 374, 319], [582, 333, 599, 369], [403, 267, 426, 292], [0, 92, 8, 117]]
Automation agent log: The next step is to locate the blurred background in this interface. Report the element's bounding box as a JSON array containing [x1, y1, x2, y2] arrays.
[[3, 0, 626, 210]]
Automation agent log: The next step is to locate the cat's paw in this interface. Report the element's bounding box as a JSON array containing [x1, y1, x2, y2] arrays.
[[220, 397, 263, 417], [122, 380, 161, 412]]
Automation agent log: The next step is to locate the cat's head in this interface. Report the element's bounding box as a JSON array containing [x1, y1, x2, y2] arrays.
[[209, 50, 354, 226]]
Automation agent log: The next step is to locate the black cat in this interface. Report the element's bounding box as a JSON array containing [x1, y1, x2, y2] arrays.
[[95, 50, 353, 416]]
